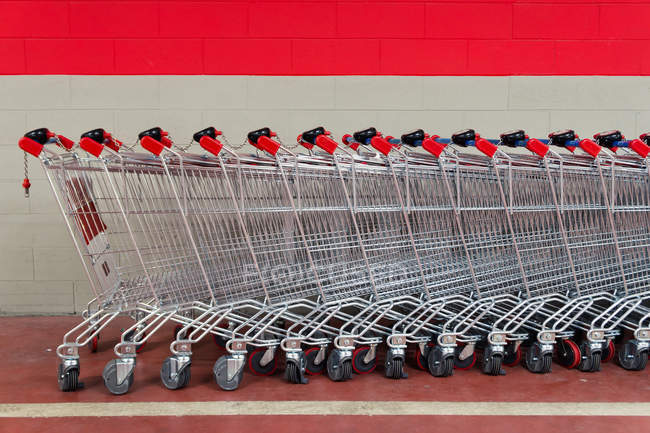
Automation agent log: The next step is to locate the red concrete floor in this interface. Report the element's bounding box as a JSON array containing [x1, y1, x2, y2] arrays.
[[0, 316, 649, 432]]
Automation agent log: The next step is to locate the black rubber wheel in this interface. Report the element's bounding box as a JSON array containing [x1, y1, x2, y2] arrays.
[[617, 340, 648, 371], [414, 343, 433, 370], [556, 339, 581, 369], [427, 345, 454, 377], [304, 347, 326, 375], [390, 358, 404, 380], [481, 346, 504, 376], [213, 355, 244, 391], [601, 340, 615, 363], [453, 345, 477, 370], [577, 341, 602, 372], [525, 342, 552, 374], [124, 329, 146, 354], [502, 342, 521, 367], [248, 348, 277, 376], [342, 359, 353, 381], [160, 356, 191, 390], [326, 349, 352, 382], [285, 360, 301, 384], [57, 364, 79, 392], [352, 346, 376, 374], [102, 359, 133, 395]]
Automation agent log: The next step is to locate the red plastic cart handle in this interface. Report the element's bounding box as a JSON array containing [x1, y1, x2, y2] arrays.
[[422, 136, 447, 157], [370, 136, 392, 156], [315, 134, 338, 155], [526, 138, 549, 158], [629, 139, 650, 158], [199, 135, 223, 156], [578, 139, 601, 158]]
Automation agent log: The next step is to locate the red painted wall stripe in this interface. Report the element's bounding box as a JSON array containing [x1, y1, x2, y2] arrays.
[[1, 1, 650, 75]]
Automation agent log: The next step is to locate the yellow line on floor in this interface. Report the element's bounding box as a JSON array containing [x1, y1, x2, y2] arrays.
[[2, 401, 650, 417]]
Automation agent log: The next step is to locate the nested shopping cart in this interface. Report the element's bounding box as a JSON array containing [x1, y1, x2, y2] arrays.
[[18, 123, 650, 396]]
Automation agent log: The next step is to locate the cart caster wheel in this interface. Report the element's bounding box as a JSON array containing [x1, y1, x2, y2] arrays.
[[453, 345, 477, 370], [88, 334, 99, 353], [285, 356, 308, 384], [503, 342, 521, 367], [57, 363, 80, 392], [577, 341, 602, 372], [385, 350, 407, 380], [304, 347, 326, 375], [160, 356, 191, 390], [124, 329, 146, 354], [556, 339, 581, 369], [601, 340, 615, 363], [102, 359, 134, 395], [618, 340, 648, 371], [525, 342, 552, 374], [248, 348, 278, 376], [326, 349, 352, 382], [213, 355, 244, 391], [427, 345, 454, 377], [481, 346, 505, 376], [415, 343, 433, 370], [352, 346, 376, 374]]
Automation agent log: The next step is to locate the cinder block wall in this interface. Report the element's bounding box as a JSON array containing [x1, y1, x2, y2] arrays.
[[2, 75, 650, 314], [2, 0, 650, 314]]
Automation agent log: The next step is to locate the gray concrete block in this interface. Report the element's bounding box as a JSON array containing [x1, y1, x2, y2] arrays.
[[26, 109, 116, 140], [335, 77, 423, 110], [116, 110, 204, 145], [202, 110, 291, 146], [0, 111, 27, 145], [0, 247, 33, 281], [286, 110, 379, 142], [376, 111, 464, 136], [0, 181, 30, 215], [0, 280, 74, 314], [0, 76, 70, 110], [549, 111, 636, 138], [509, 76, 650, 111], [423, 77, 508, 110], [161, 76, 247, 110], [248, 77, 336, 110], [34, 248, 85, 281], [462, 111, 551, 139], [26, 181, 59, 215], [73, 280, 95, 314], [70, 76, 159, 109]]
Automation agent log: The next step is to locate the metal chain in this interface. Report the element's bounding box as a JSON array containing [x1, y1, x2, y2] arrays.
[[23, 151, 30, 198], [276, 133, 299, 150]]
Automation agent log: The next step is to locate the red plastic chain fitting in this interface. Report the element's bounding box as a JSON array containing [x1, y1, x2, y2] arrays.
[[297, 134, 314, 150], [57, 135, 75, 150]]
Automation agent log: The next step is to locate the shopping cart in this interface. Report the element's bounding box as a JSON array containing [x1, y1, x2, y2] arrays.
[[19, 123, 650, 396]]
